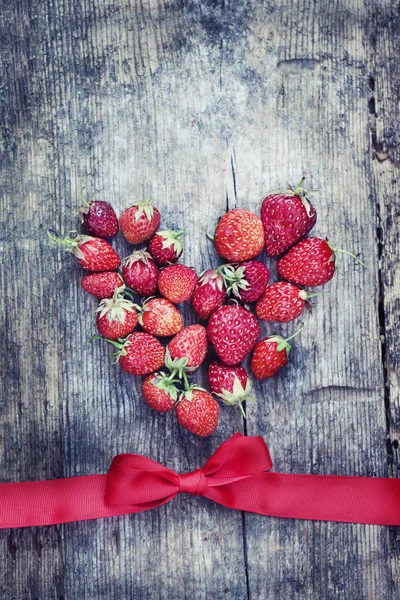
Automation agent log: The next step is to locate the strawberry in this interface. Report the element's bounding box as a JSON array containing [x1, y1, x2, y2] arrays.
[[277, 237, 363, 286], [208, 361, 255, 417], [96, 289, 138, 340], [138, 298, 183, 337], [191, 269, 226, 320], [206, 304, 260, 366], [166, 325, 208, 376], [261, 178, 317, 256], [250, 325, 303, 380], [79, 200, 119, 238], [142, 372, 179, 412], [92, 332, 165, 375], [81, 271, 124, 299], [48, 233, 121, 272], [158, 264, 198, 304], [119, 201, 160, 244], [222, 261, 270, 303], [148, 230, 184, 265], [213, 209, 264, 262], [122, 250, 159, 297], [255, 281, 326, 323], [176, 387, 220, 437]]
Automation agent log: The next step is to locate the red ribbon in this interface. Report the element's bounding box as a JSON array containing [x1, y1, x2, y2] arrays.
[[0, 433, 399, 529]]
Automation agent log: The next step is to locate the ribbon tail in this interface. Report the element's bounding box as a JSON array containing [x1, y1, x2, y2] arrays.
[[205, 472, 400, 525], [0, 475, 175, 529]]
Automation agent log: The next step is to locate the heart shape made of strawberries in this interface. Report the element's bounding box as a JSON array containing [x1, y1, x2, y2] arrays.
[[49, 180, 363, 437]]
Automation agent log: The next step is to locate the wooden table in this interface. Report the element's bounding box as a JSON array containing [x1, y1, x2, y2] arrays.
[[1, 1, 399, 598]]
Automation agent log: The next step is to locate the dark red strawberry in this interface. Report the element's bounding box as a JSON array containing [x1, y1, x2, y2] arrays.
[[277, 237, 363, 286], [122, 250, 159, 297], [250, 325, 303, 380], [213, 209, 264, 262], [222, 261, 270, 302], [166, 325, 208, 376], [96, 289, 138, 340], [148, 230, 184, 265], [158, 264, 198, 304], [261, 178, 317, 256], [256, 281, 326, 322], [138, 298, 183, 337], [191, 269, 226, 320], [92, 332, 165, 375], [176, 387, 220, 437], [208, 361, 254, 417], [142, 372, 179, 412], [81, 271, 124, 299], [207, 304, 260, 366], [48, 233, 121, 272], [79, 200, 119, 238], [120, 201, 160, 244]]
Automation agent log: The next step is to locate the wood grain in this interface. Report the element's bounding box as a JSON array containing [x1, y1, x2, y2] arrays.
[[0, 0, 399, 598]]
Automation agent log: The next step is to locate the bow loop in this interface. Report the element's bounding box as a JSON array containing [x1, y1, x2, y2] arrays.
[[203, 432, 273, 479], [105, 454, 179, 509]]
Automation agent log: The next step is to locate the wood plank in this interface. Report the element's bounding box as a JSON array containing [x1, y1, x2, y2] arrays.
[[0, 2, 65, 596], [221, 1, 397, 598], [370, 1, 400, 591], [1, 0, 248, 598]]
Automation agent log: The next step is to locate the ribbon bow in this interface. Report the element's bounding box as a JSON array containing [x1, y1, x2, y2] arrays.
[[0, 433, 399, 529], [105, 432, 273, 510]]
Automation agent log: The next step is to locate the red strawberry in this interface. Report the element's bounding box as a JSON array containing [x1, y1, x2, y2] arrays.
[[261, 178, 317, 256], [250, 325, 303, 380], [96, 289, 138, 340], [120, 201, 160, 244], [81, 271, 124, 299], [138, 298, 183, 337], [158, 264, 198, 304], [122, 250, 159, 297], [48, 233, 121, 272], [166, 325, 208, 375], [277, 237, 363, 286], [148, 230, 184, 265], [142, 372, 179, 412], [207, 304, 260, 366], [79, 200, 119, 238], [92, 332, 165, 375], [222, 261, 270, 302], [191, 269, 226, 320], [208, 361, 254, 417], [256, 281, 326, 323], [176, 388, 219, 437], [213, 209, 264, 262]]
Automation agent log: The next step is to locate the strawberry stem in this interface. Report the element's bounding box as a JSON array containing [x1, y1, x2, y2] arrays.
[[333, 248, 364, 266], [293, 176, 306, 196], [79, 187, 89, 207], [238, 401, 247, 419], [284, 323, 304, 343], [89, 335, 125, 350], [206, 233, 214, 241], [182, 371, 190, 390], [47, 231, 78, 247], [301, 290, 329, 299]]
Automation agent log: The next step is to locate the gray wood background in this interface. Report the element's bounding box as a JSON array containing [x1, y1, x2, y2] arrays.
[[0, 0, 399, 598]]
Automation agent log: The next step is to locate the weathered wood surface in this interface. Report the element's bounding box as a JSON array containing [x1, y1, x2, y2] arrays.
[[0, 1, 399, 598]]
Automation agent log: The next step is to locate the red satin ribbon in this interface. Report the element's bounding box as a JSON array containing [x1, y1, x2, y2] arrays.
[[0, 433, 399, 529]]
